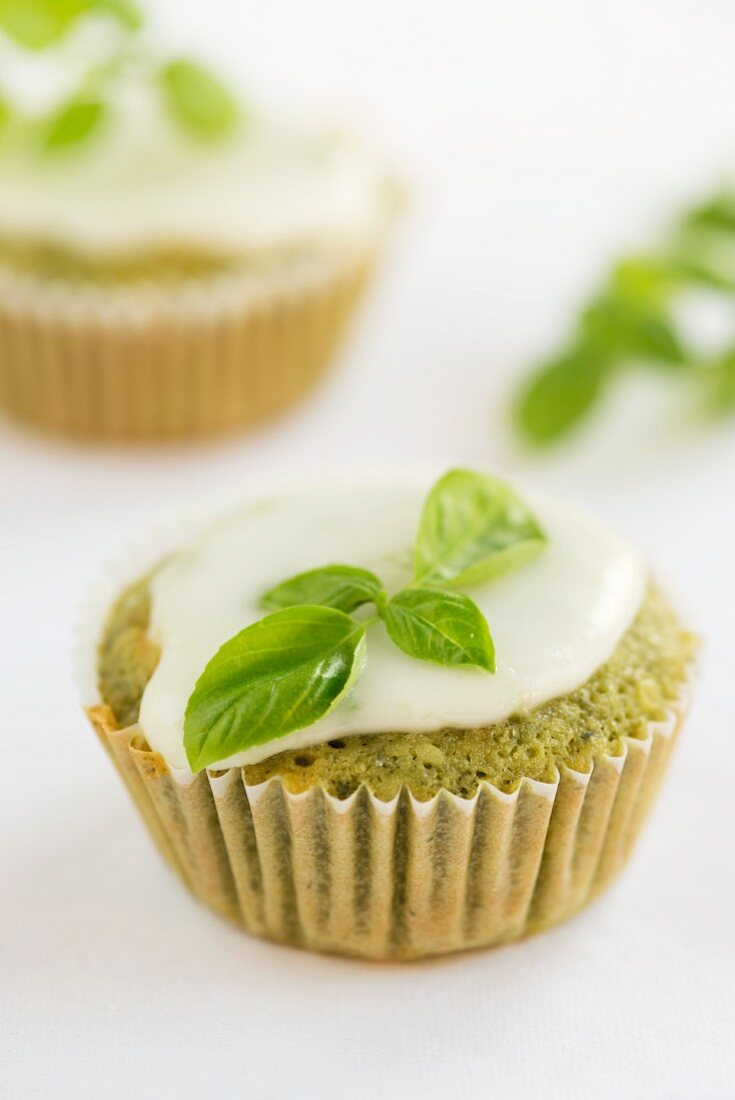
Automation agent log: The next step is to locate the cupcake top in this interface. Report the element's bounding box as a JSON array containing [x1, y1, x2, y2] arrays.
[[96, 471, 647, 773], [0, 93, 393, 264], [0, 5, 395, 271]]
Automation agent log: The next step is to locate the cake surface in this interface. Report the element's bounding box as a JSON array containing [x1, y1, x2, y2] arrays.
[[95, 478, 653, 771], [97, 473, 694, 799], [98, 578, 693, 798], [0, 105, 393, 276]]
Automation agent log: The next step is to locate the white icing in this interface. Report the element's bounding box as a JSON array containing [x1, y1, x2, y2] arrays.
[[0, 86, 392, 258], [136, 476, 647, 771]]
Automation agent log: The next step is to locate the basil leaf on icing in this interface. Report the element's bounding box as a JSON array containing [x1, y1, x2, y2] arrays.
[[183, 606, 366, 771], [0, 0, 80, 49], [1, 3, 241, 154], [42, 96, 106, 151], [261, 564, 386, 614], [0, 0, 138, 50], [414, 468, 546, 587], [159, 58, 239, 141], [382, 588, 495, 672], [183, 469, 548, 766]]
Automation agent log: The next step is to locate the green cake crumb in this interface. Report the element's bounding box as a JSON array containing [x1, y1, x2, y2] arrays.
[[97, 577, 161, 730]]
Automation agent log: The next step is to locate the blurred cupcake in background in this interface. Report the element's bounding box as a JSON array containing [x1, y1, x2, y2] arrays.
[[0, 1, 399, 441]]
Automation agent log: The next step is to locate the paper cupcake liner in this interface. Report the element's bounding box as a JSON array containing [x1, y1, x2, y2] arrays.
[[85, 696, 686, 960], [0, 250, 374, 441]]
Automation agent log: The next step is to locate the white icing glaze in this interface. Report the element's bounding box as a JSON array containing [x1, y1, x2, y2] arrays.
[[136, 476, 647, 771], [0, 86, 392, 259]]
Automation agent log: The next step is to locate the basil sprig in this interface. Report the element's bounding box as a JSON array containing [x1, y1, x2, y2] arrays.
[[0, 0, 240, 153], [515, 195, 735, 446], [262, 564, 386, 615], [183, 470, 546, 771]]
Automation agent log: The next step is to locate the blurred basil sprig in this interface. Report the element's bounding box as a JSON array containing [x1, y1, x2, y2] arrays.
[[514, 194, 735, 446], [0, 0, 240, 152]]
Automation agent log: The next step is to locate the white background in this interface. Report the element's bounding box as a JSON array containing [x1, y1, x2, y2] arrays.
[[2, 1, 735, 1097]]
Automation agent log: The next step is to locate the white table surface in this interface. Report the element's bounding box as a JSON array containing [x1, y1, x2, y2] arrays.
[[2, 1, 734, 1097]]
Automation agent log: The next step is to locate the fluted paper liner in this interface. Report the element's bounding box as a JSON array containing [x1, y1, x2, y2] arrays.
[[0, 250, 373, 441], [85, 697, 686, 960]]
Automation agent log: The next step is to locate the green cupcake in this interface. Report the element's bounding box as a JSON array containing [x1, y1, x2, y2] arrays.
[[82, 470, 695, 958], [0, 2, 397, 439]]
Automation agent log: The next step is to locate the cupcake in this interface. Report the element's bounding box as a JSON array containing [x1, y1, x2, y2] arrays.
[[80, 469, 695, 959], [0, 6, 397, 440]]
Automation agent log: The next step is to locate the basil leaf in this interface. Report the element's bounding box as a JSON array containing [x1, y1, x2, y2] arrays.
[[414, 468, 546, 586], [261, 564, 385, 614], [159, 59, 238, 140], [703, 349, 735, 412], [42, 97, 106, 151], [184, 606, 365, 771], [581, 294, 686, 367], [382, 588, 494, 672], [0, 0, 84, 49], [515, 345, 611, 445], [685, 194, 735, 234], [611, 256, 677, 303], [670, 257, 735, 293], [0, 0, 141, 47]]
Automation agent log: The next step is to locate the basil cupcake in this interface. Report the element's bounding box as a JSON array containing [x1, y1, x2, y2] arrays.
[[80, 469, 695, 959], [0, 3, 397, 440]]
